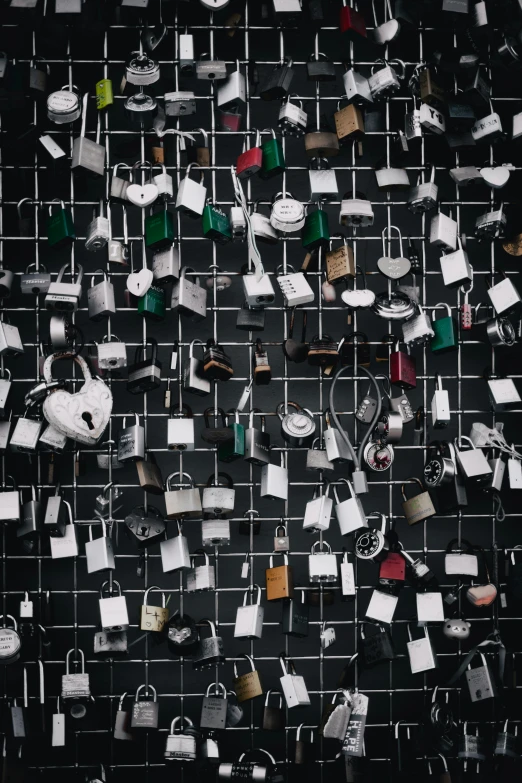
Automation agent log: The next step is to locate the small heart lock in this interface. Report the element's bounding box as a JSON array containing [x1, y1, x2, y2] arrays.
[[342, 289, 376, 309], [127, 268, 153, 297], [479, 165, 510, 189], [42, 353, 113, 446], [126, 183, 159, 208], [377, 255, 411, 279], [141, 23, 167, 52], [374, 18, 400, 45]]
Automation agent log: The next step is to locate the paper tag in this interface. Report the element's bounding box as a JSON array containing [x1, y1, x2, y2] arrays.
[[52, 713, 65, 746], [416, 591, 445, 624], [407, 637, 436, 673], [501, 592, 507, 608], [342, 692, 369, 757], [508, 457, 522, 488], [236, 384, 251, 412], [445, 553, 478, 576], [341, 562, 356, 596], [241, 561, 249, 579], [366, 590, 398, 624], [170, 346, 178, 371]]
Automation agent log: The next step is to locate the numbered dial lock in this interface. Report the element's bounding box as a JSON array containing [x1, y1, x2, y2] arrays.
[[355, 513, 390, 562], [277, 401, 316, 447], [125, 53, 160, 86], [363, 441, 394, 471], [356, 388, 378, 424], [423, 442, 456, 487]]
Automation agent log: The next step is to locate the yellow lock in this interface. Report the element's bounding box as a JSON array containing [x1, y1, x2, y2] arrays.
[[96, 79, 114, 110]]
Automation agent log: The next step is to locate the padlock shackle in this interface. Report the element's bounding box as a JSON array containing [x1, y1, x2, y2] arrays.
[[400, 477, 426, 501], [165, 471, 195, 491], [243, 584, 262, 607], [100, 579, 121, 598], [204, 681, 226, 698], [143, 585, 165, 607], [264, 689, 283, 708], [135, 683, 157, 701], [310, 539, 332, 555], [233, 653, 256, 678], [190, 548, 210, 568], [65, 648, 85, 674]]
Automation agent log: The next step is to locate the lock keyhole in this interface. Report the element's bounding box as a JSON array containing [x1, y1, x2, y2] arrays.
[[82, 411, 95, 430], [140, 526, 150, 537]]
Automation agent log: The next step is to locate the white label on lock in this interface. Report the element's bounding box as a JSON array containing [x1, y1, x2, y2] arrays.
[[365, 590, 398, 624], [341, 562, 356, 596], [407, 638, 436, 674], [52, 713, 65, 746], [491, 379, 521, 404], [321, 627, 337, 649], [241, 561, 250, 579], [416, 592, 445, 624], [508, 457, 522, 488], [445, 553, 478, 576]]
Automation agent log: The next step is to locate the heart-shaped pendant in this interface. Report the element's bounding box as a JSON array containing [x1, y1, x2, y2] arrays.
[[377, 255, 411, 280], [374, 19, 400, 45], [342, 289, 376, 309], [480, 166, 510, 189], [126, 183, 159, 208], [127, 268, 153, 297], [141, 23, 167, 52]]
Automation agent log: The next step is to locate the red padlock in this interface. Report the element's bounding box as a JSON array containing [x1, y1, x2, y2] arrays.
[[339, 3, 367, 40], [236, 130, 263, 179], [219, 109, 242, 132], [390, 340, 417, 390], [379, 552, 406, 585]]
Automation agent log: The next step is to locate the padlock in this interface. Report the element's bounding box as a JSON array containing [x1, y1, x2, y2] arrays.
[[229, 204, 247, 240], [196, 52, 227, 81], [125, 505, 165, 547], [282, 589, 309, 637], [218, 409, 245, 463], [307, 51, 336, 81], [445, 539, 478, 576], [440, 236, 472, 288], [494, 720, 520, 758], [152, 245, 179, 286], [85, 200, 110, 252], [260, 450, 288, 501], [430, 209, 458, 251], [475, 204, 507, 240], [87, 270, 116, 322], [419, 102, 446, 134], [303, 482, 333, 533], [168, 404, 195, 451], [245, 410, 271, 465], [407, 625, 438, 673], [242, 265, 276, 303], [145, 204, 175, 252], [404, 102, 423, 141], [186, 550, 216, 593], [85, 521, 115, 574], [333, 479, 368, 536], [369, 59, 405, 101], [127, 338, 162, 394], [236, 130, 263, 179], [454, 436, 492, 484], [45, 263, 83, 312], [113, 693, 133, 741], [71, 93, 105, 177], [164, 89, 196, 116], [402, 304, 435, 346], [271, 193, 306, 234], [486, 271, 522, 316], [272, 0, 303, 20], [360, 622, 395, 667], [302, 203, 330, 251], [306, 437, 334, 472], [164, 715, 198, 761], [140, 586, 168, 632], [232, 653, 264, 705], [199, 682, 228, 733], [61, 649, 90, 718], [472, 101, 503, 143], [253, 338, 271, 386], [449, 164, 482, 186], [202, 473, 235, 519], [276, 264, 314, 306], [0, 476, 20, 523], [94, 482, 123, 520], [339, 1, 367, 40], [260, 56, 295, 101], [375, 164, 410, 191], [431, 304, 458, 354], [486, 373, 521, 412], [320, 621, 337, 649], [203, 339, 234, 381], [279, 654, 311, 708], [46, 84, 81, 124], [201, 517, 231, 548], [416, 589, 445, 624], [304, 119, 340, 158], [355, 512, 390, 562], [98, 335, 127, 371], [407, 166, 438, 213], [201, 408, 234, 444], [20, 263, 52, 297], [49, 502, 79, 560], [266, 552, 294, 600], [401, 478, 436, 525], [152, 163, 173, 199], [334, 98, 365, 144], [323, 412, 353, 464], [183, 339, 211, 396], [117, 412, 145, 464], [259, 129, 286, 180], [309, 158, 338, 202], [108, 203, 130, 266], [125, 50, 160, 85], [164, 472, 202, 520], [263, 690, 285, 730], [9, 407, 42, 452], [309, 540, 338, 582], [343, 67, 373, 105], [278, 94, 308, 136], [131, 685, 159, 730], [216, 59, 246, 110], [99, 580, 129, 632], [175, 163, 207, 218], [365, 588, 399, 624], [193, 619, 225, 670], [390, 339, 416, 389], [325, 236, 355, 286], [203, 200, 232, 244], [277, 400, 316, 446], [465, 652, 498, 702], [172, 267, 207, 321], [18, 485, 44, 540]]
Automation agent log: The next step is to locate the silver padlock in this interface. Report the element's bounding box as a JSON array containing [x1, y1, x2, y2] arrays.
[[45, 263, 83, 312], [193, 619, 225, 670], [201, 518, 231, 547], [420, 103, 446, 134], [276, 264, 315, 306], [440, 238, 473, 290], [465, 652, 497, 702], [270, 192, 306, 233], [94, 482, 124, 520], [279, 654, 311, 708], [10, 408, 43, 453], [160, 521, 192, 572], [454, 436, 492, 484], [251, 200, 280, 245], [61, 649, 89, 716], [85, 520, 115, 574], [308, 540, 338, 583], [278, 94, 308, 136], [375, 165, 410, 191], [164, 472, 202, 520], [152, 245, 179, 285], [108, 203, 129, 266], [87, 270, 116, 321], [152, 163, 173, 199], [368, 59, 405, 101], [175, 164, 207, 218], [202, 473, 235, 519], [165, 90, 196, 116], [164, 716, 197, 761], [430, 209, 457, 250], [234, 584, 264, 639], [117, 411, 145, 463], [407, 166, 438, 213], [324, 414, 353, 464], [49, 502, 79, 559], [71, 93, 105, 178], [449, 165, 483, 187], [110, 163, 132, 202], [99, 580, 129, 632], [486, 375, 521, 412], [97, 335, 127, 371], [431, 373, 451, 429], [333, 478, 368, 536], [85, 200, 110, 252], [125, 52, 160, 86], [47, 84, 81, 124], [303, 482, 333, 533], [472, 102, 503, 143], [365, 588, 399, 624], [339, 192, 374, 227], [404, 103, 422, 141], [0, 476, 20, 523], [260, 451, 289, 501], [186, 550, 216, 593], [475, 205, 507, 240], [172, 267, 207, 322], [243, 268, 276, 306], [402, 304, 435, 346], [343, 67, 373, 104], [168, 404, 195, 450], [196, 52, 227, 81], [217, 59, 246, 108], [306, 437, 334, 472], [486, 271, 522, 316], [0, 318, 23, 358], [183, 339, 211, 396], [309, 158, 338, 201]]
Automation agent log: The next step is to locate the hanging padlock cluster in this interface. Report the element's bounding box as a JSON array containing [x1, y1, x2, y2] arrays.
[[1, 0, 522, 781]]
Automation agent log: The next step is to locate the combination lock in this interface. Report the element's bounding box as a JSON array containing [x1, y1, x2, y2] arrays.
[[125, 53, 160, 86], [355, 393, 378, 424], [390, 394, 414, 423], [354, 512, 389, 562], [363, 441, 394, 471], [423, 442, 456, 487]]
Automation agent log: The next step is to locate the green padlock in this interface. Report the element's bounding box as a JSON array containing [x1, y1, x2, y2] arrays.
[[218, 409, 246, 463], [137, 285, 166, 322], [301, 205, 330, 250], [202, 201, 232, 245], [96, 78, 113, 110], [259, 129, 286, 180], [47, 200, 75, 247], [431, 303, 458, 354], [145, 204, 175, 250]]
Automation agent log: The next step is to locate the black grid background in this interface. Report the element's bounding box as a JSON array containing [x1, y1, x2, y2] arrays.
[[1, 0, 522, 781]]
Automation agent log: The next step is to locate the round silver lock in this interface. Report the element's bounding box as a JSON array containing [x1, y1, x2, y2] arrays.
[[277, 402, 316, 447], [486, 316, 516, 346], [47, 88, 81, 124], [371, 291, 417, 320], [124, 93, 158, 128], [270, 193, 306, 233], [0, 618, 22, 664], [49, 314, 75, 351], [363, 441, 394, 471], [125, 53, 160, 86]]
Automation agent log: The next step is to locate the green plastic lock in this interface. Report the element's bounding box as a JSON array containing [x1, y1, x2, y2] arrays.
[[137, 285, 166, 322], [218, 411, 245, 463], [260, 130, 286, 180], [145, 206, 175, 250], [47, 200, 75, 247], [96, 78, 113, 110], [202, 203, 232, 245], [431, 303, 458, 354], [301, 206, 330, 250]]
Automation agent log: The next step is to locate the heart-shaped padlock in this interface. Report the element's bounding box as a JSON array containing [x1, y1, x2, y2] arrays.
[[480, 165, 510, 190], [42, 353, 112, 445], [377, 226, 411, 279], [141, 23, 167, 52], [341, 265, 376, 309], [126, 183, 159, 208], [127, 268, 153, 297], [374, 19, 400, 45]]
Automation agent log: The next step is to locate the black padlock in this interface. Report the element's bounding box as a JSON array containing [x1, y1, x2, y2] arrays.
[[260, 56, 295, 101], [203, 338, 234, 381], [360, 622, 395, 667], [307, 52, 336, 81], [201, 408, 234, 444], [308, 334, 340, 368], [341, 332, 371, 367]]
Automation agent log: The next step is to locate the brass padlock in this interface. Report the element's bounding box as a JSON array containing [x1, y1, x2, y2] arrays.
[[401, 478, 436, 525]]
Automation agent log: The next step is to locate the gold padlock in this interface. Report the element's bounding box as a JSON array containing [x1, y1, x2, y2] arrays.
[[304, 130, 339, 159], [140, 586, 169, 632], [401, 478, 436, 526], [419, 68, 445, 109], [265, 553, 294, 601], [233, 654, 264, 703], [333, 101, 365, 143], [326, 236, 355, 285]]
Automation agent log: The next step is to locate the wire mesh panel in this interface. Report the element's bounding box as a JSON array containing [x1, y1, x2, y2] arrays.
[[0, 1, 522, 781]]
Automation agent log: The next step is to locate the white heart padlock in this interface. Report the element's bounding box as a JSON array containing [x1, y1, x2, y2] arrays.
[[377, 255, 411, 279], [479, 166, 510, 190], [127, 268, 153, 297], [126, 183, 159, 207], [341, 289, 376, 308], [42, 353, 113, 446]]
